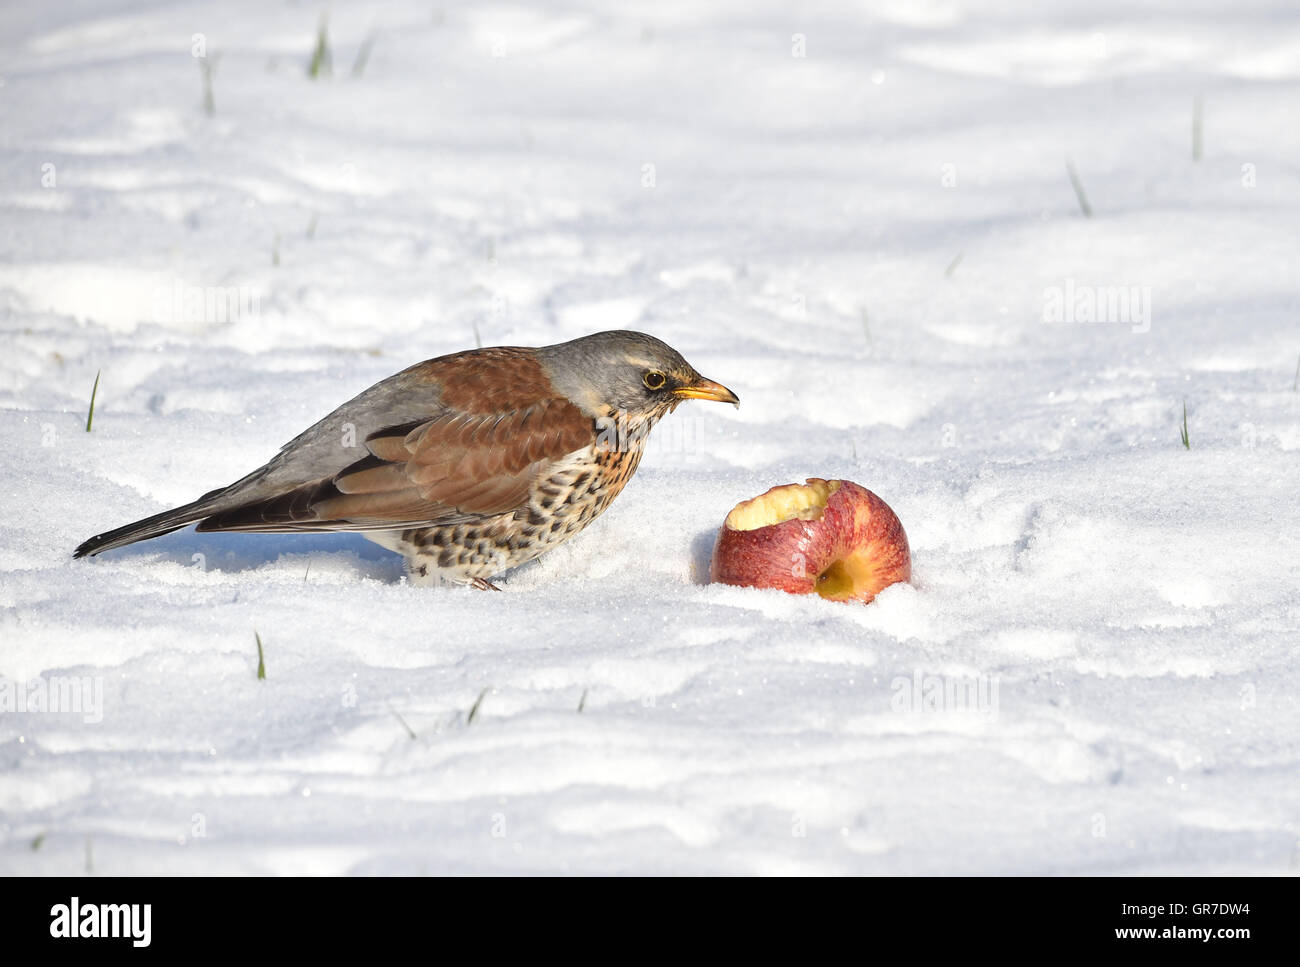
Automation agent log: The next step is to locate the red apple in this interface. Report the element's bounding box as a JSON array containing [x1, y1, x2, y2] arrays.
[[709, 478, 911, 603]]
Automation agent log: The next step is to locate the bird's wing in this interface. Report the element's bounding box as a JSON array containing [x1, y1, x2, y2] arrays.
[[196, 397, 594, 533]]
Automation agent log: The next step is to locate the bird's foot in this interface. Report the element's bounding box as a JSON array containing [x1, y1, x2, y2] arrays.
[[404, 558, 501, 590]]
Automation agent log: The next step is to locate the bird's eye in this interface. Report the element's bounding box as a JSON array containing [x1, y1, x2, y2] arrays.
[[643, 370, 667, 390]]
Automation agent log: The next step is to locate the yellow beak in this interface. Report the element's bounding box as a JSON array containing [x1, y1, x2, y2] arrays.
[[674, 377, 740, 405]]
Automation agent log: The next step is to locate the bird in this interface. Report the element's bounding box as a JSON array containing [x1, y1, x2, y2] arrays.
[[74, 330, 739, 588]]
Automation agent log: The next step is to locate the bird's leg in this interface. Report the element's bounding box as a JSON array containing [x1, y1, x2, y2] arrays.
[[469, 577, 502, 592]]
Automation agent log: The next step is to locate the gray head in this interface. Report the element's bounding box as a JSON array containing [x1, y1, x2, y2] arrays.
[[537, 330, 739, 419]]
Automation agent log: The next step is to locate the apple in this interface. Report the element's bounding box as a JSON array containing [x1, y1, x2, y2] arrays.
[[709, 478, 911, 603]]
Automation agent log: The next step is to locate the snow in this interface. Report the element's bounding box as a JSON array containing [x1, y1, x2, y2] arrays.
[[2, 0, 1299, 874]]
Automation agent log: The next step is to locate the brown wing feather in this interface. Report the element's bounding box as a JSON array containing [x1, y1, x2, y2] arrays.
[[198, 396, 593, 533]]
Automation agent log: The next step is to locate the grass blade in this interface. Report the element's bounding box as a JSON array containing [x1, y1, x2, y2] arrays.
[[466, 686, 488, 725], [199, 53, 220, 116], [255, 631, 267, 680], [386, 702, 418, 739], [352, 32, 375, 78], [308, 17, 332, 79], [85, 370, 101, 432], [1179, 400, 1190, 450], [1066, 160, 1092, 218]]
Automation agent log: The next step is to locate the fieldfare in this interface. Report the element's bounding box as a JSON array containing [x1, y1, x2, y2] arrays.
[[75, 330, 739, 588]]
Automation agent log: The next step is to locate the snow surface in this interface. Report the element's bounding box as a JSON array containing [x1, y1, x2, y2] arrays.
[[2, 0, 1299, 874]]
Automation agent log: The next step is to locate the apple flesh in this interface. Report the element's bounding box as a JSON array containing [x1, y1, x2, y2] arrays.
[[709, 478, 911, 603]]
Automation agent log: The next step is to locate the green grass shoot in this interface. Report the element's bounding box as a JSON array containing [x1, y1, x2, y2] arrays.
[[467, 687, 488, 724], [577, 688, 587, 713], [1180, 400, 1190, 450], [308, 18, 332, 79], [255, 631, 266, 680], [85, 370, 100, 432]]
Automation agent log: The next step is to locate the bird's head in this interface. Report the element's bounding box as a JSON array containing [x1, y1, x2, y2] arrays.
[[539, 330, 739, 422]]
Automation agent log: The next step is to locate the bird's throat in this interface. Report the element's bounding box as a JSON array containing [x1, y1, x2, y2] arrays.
[[593, 409, 662, 454]]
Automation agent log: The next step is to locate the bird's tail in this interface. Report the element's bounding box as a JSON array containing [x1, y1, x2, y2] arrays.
[[74, 494, 222, 558]]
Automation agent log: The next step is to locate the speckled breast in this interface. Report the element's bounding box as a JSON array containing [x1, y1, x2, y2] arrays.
[[396, 438, 650, 581]]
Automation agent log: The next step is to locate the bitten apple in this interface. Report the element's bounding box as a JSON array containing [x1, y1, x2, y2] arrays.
[[709, 478, 911, 603]]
